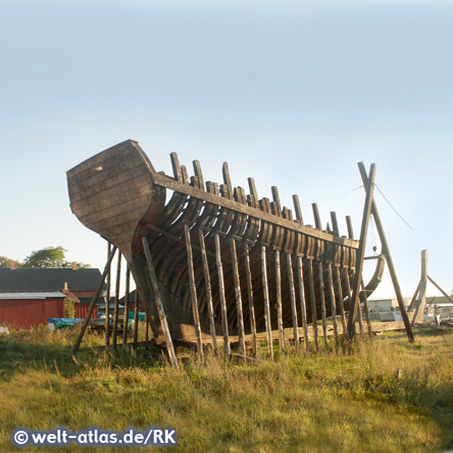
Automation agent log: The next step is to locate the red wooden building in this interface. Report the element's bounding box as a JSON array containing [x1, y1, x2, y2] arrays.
[[0, 264, 104, 328]]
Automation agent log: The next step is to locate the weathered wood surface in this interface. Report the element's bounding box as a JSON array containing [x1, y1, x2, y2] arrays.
[[67, 140, 386, 347]]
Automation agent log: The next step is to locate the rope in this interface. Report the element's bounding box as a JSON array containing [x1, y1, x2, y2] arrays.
[[302, 185, 363, 207]]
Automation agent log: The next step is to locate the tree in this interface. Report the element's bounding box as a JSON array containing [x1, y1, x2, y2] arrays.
[[22, 246, 90, 268], [0, 256, 21, 267]]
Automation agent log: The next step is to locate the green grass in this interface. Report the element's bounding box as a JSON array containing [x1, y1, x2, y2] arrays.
[[0, 326, 452, 452]]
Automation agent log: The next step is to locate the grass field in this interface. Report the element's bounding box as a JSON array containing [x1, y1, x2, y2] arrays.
[[0, 325, 452, 452]]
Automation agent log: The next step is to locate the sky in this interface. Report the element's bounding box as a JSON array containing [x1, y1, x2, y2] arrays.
[[1, 0, 452, 300]]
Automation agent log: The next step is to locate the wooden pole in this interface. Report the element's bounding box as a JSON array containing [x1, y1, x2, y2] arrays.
[[244, 242, 258, 356], [199, 230, 219, 357], [215, 234, 230, 359], [427, 275, 453, 303], [286, 254, 300, 353], [122, 265, 130, 346], [357, 163, 415, 343], [307, 259, 319, 352], [141, 236, 179, 369], [347, 163, 376, 340], [230, 237, 246, 356], [275, 250, 285, 353], [344, 267, 364, 337], [261, 246, 274, 359], [412, 249, 428, 325], [318, 262, 329, 349], [296, 256, 309, 352], [112, 252, 122, 348], [105, 242, 112, 348], [360, 278, 373, 337], [183, 223, 204, 358], [333, 266, 347, 335], [133, 290, 139, 344], [73, 245, 117, 355], [326, 263, 340, 346]]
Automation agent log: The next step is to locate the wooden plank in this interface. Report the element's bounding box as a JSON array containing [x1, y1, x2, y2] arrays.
[[244, 242, 258, 355], [141, 236, 179, 369], [261, 246, 274, 359], [73, 245, 117, 355], [296, 256, 310, 352], [183, 224, 204, 358], [229, 237, 246, 356], [152, 172, 358, 248], [286, 253, 300, 353], [199, 229, 219, 357], [215, 234, 230, 358], [275, 250, 285, 352]]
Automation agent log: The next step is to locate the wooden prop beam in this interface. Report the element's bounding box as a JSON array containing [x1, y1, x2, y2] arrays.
[[318, 262, 329, 349], [357, 163, 415, 343], [261, 246, 274, 358], [411, 249, 428, 325], [122, 265, 131, 346], [347, 163, 376, 340], [215, 234, 230, 358], [112, 252, 122, 348], [244, 243, 258, 355], [428, 275, 453, 304], [141, 236, 179, 369], [275, 250, 285, 353], [230, 237, 246, 356], [183, 224, 204, 358], [199, 230, 219, 357], [296, 256, 310, 352], [73, 245, 117, 355], [286, 254, 300, 352]]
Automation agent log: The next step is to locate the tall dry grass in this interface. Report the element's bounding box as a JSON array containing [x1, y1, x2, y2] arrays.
[[0, 326, 451, 452]]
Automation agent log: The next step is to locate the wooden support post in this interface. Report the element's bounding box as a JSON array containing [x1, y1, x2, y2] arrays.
[[199, 230, 219, 357], [122, 265, 130, 346], [307, 259, 319, 352], [215, 234, 230, 359], [427, 275, 453, 303], [286, 254, 300, 353], [344, 267, 363, 337], [312, 203, 322, 230], [326, 263, 340, 346], [318, 262, 329, 349], [360, 278, 373, 337], [141, 236, 179, 369], [229, 237, 246, 356], [133, 290, 139, 344], [347, 163, 376, 340], [73, 246, 117, 355], [357, 163, 415, 343], [112, 252, 122, 348], [275, 250, 285, 353], [145, 310, 149, 342], [408, 280, 421, 311], [333, 266, 347, 334], [261, 246, 274, 359], [412, 250, 428, 325], [105, 242, 112, 348], [244, 243, 258, 356], [183, 224, 204, 358], [296, 256, 309, 352]]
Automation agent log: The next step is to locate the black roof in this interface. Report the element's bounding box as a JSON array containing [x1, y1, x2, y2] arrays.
[[0, 268, 103, 292]]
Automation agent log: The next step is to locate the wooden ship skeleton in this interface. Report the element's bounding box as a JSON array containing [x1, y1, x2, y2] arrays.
[[67, 140, 413, 365]]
